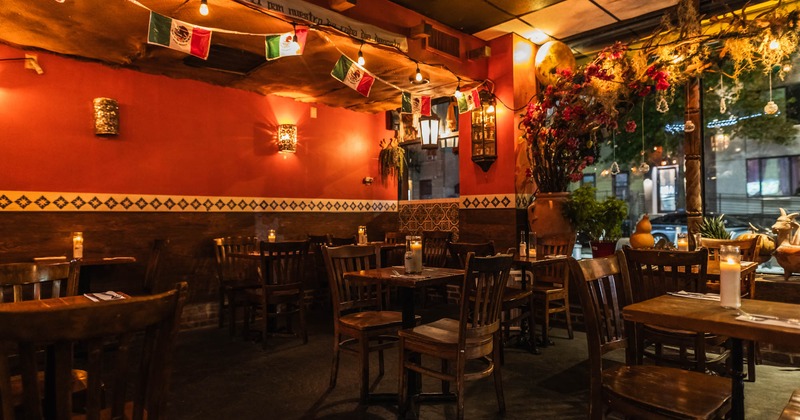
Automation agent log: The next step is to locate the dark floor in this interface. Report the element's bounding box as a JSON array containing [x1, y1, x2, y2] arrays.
[[166, 305, 800, 419]]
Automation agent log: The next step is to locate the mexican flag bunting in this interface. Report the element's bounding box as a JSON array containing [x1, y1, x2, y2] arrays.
[[265, 26, 308, 60], [331, 55, 374, 97], [400, 92, 431, 116], [147, 12, 212, 59], [456, 89, 481, 114]]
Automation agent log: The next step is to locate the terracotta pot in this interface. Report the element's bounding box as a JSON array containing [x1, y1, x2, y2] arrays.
[[527, 192, 575, 239], [590, 240, 616, 258]]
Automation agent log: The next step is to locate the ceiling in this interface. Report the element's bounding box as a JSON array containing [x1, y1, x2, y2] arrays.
[[0, 0, 773, 112]]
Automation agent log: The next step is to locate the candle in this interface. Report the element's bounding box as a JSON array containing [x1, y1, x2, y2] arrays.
[[358, 226, 367, 245], [718, 245, 741, 308], [676, 233, 688, 251], [72, 232, 84, 259], [405, 235, 423, 274], [268, 229, 276, 243]]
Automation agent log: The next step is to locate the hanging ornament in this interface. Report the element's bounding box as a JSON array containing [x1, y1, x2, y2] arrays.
[[609, 131, 620, 175], [684, 120, 696, 132], [637, 102, 650, 175], [765, 71, 779, 115], [713, 74, 742, 115], [656, 93, 669, 113]]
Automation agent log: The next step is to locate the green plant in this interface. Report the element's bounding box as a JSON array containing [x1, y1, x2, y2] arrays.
[[699, 214, 732, 239], [562, 185, 628, 241], [378, 137, 405, 185]]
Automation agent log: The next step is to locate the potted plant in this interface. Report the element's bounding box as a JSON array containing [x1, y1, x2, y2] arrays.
[[562, 185, 628, 257], [378, 137, 405, 186]]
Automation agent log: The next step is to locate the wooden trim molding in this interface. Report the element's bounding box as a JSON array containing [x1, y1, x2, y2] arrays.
[[0, 190, 398, 213]]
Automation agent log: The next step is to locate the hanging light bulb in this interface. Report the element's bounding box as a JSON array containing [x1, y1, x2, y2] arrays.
[[454, 78, 462, 98], [199, 0, 209, 16], [415, 64, 423, 83], [357, 43, 365, 66], [486, 96, 496, 113], [769, 38, 781, 50]]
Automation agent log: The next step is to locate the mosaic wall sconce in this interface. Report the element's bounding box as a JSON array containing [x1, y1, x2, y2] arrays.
[[277, 124, 297, 153], [93, 97, 119, 136]]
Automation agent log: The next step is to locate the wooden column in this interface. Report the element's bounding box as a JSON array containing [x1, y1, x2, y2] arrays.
[[684, 71, 703, 245]]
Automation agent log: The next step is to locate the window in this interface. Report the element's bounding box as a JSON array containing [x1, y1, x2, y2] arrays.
[[582, 174, 596, 187], [657, 166, 678, 213], [746, 156, 795, 197], [613, 172, 629, 201]]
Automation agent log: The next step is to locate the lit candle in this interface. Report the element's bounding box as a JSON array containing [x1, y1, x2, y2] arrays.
[[72, 232, 84, 259], [676, 233, 688, 251], [718, 245, 741, 308], [268, 229, 276, 243], [358, 226, 367, 245], [405, 235, 423, 274]]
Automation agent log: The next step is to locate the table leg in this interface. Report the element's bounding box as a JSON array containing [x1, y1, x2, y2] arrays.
[[517, 267, 540, 354], [731, 338, 745, 420]]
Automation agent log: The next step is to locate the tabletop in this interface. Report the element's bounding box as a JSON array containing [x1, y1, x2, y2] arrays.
[[623, 295, 800, 345], [344, 266, 464, 288], [513, 254, 569, 268]]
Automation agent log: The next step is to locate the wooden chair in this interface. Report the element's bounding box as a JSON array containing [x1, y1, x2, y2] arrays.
[[380, 243, 406, 268], [398, 253, 512, 420], [329, 236, 357, 246], [213, 236, 260, 336], [621, 247, 730, 374], [384, 231, 407, 244], [323, 244, 406, 403], [308, 234, 332, 300], [143, 238, 169, 294], [243, 240, 309, 350], [421, 230, 453, 305], [700, 236, 759, 298], [568, 252, 732, 419], [779, 389, 800, 420], [0, 282, 188, 420], [530, 233, 575, 346]]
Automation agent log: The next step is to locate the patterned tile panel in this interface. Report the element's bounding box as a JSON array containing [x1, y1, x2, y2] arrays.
[[459, 194, 515, 209], [399, 199, 459, 241], [0, 191, 398, 213]]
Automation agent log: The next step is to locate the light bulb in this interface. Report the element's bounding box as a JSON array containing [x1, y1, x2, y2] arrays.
[[199, 0, 209, 15], [415, 67, 422, 82], [769, 39, 781, 50], [357, 51, 365, 66], [454, 80, 462, 98], [454, 90, 462, 98], [487, 104, 495, 113]]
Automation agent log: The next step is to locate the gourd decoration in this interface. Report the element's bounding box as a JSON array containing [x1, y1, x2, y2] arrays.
[[630, 214, 655, 249]]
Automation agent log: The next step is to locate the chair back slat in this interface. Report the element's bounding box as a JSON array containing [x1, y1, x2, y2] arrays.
[[460, 253, 512, 342], [144, 239, 170, 294], [214, 236, 259, 284], [0, 261, 81, 303], [323, 245, 382, 317], [259, 240, 308, 287], [380, 244, 407, 268], [533, 233, 576, 285], [422, 231, 453, 268], [447, 241, 495, 269], [384, 231, 407, 244], [329, 236, 357, 246], [0, 283, 187, 420], [622, 248, 708, 303]]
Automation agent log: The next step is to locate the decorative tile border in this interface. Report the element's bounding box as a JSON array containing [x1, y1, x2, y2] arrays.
[[0, 191, 397, 213], [459, 194, 515, 209]]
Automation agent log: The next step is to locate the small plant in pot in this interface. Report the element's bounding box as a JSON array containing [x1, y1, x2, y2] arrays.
[[562, 185, 628, 257]]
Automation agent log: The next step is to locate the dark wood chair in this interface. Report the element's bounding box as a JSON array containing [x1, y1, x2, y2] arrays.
[[530, 233, 575, 345], [700, 236, 759, 298], [380, 244, 406, 268], [398, 253, 512, 420], [322, 244, 405, 403], [243, 240, 309, 350], [421, 230, 453, 305], [0, 282, 188, 420], [621, 247, 730, 374], [383, 231, 407, 244], [143, 238, 169, 294], [213, 236, 260, 336], [329, 236, 357, 246], [568, 252, 732, 419]]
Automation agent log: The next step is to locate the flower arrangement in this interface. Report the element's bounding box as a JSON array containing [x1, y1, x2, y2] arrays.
[[521, 42, 672, 193]]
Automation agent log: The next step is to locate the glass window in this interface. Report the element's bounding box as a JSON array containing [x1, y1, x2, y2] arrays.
[[746, 156, 792, 197], [657, 166, 678, 212], [613, 172, 629, 201], [582, 174, 596, 187]]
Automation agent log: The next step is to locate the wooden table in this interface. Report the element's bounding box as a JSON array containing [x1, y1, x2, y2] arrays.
[[513, 254, 570, 348], [623, 295, 800, 420], [345, 266, 464, 401], [36, 256, 136, 294]]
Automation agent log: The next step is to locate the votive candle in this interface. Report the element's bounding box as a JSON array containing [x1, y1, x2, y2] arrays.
[[719, 245, 741, 308], [268, 229, 276, 243]]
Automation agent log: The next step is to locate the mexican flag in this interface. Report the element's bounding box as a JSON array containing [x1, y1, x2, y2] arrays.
[[457, 89, 481, 114], [265, 26, 308, 60], [148, 12, 212, 59], [331, 55, 374, 97], [401, 92, 430, 116]]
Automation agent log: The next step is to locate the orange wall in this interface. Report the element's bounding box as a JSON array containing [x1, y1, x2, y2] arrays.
[[0, 45, 396, 200], [458, 34, 516, 196]]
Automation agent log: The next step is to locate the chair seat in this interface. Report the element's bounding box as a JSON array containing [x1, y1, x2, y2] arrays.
[[399, 318, 493, 348], [501, 287, 532, 304], [603, 365, 731, 419], [339, 310, 405, 331], [531, 284, 563, 294]]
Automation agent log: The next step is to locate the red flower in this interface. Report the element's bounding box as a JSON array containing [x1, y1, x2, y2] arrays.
[[656, 78, 670, 91], [625, 120, 637, 133]]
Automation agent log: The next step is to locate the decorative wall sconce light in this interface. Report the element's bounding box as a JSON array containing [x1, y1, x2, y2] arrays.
[[277, 124, 297, 153], [471, 90, 496, 172], [362, 176, 374, 185], [93, 97, 119, 136], [0, 54, 44, 74], [418, 115, 439, 150]]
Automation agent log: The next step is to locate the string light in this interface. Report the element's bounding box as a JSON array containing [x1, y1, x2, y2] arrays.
[[454, 78, 462, 98], [414, 64, 422, 82], [357, 43, 365, 66], [199, 0, 209, 16]]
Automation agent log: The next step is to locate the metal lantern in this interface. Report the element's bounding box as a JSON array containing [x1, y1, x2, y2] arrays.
[[471, 90, 496, 172], [418, 115, 439, 149], [277, 124, 297, 153]]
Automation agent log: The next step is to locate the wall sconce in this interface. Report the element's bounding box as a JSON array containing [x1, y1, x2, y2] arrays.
[[277, 124, 297, 153], [471, 90, 496, 172], [0, 54, 44, 75], [362, 176, 374, 185], [418, 115, 439, 149], [93, 98, 119, 136]]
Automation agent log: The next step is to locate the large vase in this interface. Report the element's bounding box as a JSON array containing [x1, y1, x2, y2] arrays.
[[527, 192, 576, 239]]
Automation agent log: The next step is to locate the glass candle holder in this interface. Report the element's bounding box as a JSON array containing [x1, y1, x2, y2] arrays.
[[676, 232, 689, 251], [268, 229, 276, 243], [719, 245, 741, 308], [528, 231, 537, 257], [72, 232, 84, 259], [404, 235, 423, 274], [358, 226, 367, 245]]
